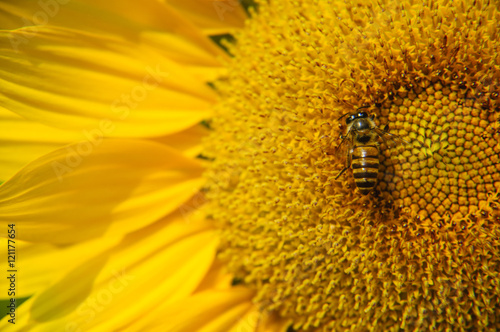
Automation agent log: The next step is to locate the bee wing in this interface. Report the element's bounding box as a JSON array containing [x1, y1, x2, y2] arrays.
[[332, 132, 351, 158], [333, 133, 354, 179], [375, 125, 427, 195], [373, 126, 411, 149]]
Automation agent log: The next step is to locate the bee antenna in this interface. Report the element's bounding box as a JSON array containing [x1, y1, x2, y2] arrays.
[[337, 112, 351, 121], [356, 105, 371, 111], [338, 105, 371, 120]]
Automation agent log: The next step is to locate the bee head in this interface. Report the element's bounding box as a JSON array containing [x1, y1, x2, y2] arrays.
[[345, 114, 356, 125], [345, 111, 369, 125]]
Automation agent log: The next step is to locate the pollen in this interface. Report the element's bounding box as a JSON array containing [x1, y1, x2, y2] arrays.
[[203, 0, 500, 331]]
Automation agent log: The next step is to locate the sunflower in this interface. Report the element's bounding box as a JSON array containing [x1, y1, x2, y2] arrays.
[[1, 0, 500, 331]]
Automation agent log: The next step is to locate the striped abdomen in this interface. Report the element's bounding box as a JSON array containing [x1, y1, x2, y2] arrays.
[[352, 145, 379, 195]]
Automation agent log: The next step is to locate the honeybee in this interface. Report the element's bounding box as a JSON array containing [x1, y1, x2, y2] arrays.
[[334, 107, 408, 195]]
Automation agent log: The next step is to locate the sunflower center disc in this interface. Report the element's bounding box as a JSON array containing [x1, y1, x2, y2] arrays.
[[204, 1, 500, 330]]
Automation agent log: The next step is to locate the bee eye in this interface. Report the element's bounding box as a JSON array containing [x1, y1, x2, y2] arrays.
[[345, 117, 352, 125], [359, 112, 367, 118]]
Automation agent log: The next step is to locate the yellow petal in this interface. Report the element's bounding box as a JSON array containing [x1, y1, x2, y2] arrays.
[[147, 287, 254, 332], [151, 123, 209, 158], [0, 215, 217, 331], [0, 26, 216, 137], [193, 259, 234, 293], [0, 139, 204, 244], [256, 312, 292, 332], [228, 306, 261, 332], [0, 236, 121, 299], [0, 109, 82, 182], [185, 65, 228, 84], [0, 7, 20, 30], [197, 302, 255, 332], [0, 0, 227, 68], [164, 0, 248, 35]]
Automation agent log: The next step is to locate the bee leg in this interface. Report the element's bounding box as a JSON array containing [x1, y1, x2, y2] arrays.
[[335, 166, 349, 180]]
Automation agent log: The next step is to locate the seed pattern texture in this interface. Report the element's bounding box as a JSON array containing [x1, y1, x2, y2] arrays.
[[203, 0, 500, 330]]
